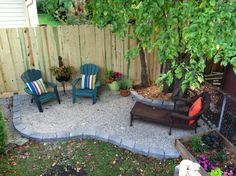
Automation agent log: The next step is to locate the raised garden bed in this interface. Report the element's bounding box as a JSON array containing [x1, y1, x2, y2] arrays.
[[176, 130, 236, 176]]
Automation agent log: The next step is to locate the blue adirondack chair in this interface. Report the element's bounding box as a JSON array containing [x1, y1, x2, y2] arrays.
[[21, 69, 61, 112], [72, 64, 101, 104]]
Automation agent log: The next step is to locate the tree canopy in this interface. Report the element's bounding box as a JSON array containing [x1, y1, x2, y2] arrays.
[[86, 0, 236, 95]]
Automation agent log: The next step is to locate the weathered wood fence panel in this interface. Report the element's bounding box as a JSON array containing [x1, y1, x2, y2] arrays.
[[0, 25, 160, 93]]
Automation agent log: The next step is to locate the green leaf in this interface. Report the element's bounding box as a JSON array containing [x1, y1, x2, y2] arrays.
[[175, 67, 182, 79], [181, 84, 187, 93], [233, 67, 236, 74], [221, 61, 228, 67], [159, 0, 164, 6], [210, 0, 216, 6], [231, 58, 236, 65]]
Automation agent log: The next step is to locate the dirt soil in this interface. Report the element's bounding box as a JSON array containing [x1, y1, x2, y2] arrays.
[[43, 165, 87, 176], [133, 85, 172, 100]]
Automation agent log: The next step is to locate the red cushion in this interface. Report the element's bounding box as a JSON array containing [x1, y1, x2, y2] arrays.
[[188, 97, 202, 124]]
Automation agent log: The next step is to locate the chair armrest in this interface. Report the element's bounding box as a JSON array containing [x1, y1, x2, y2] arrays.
[[24, 87, 34, 96], [95, 80, 101, 88], [171, 112, 199, 121], [172, 97, 193, 104], [45, 81, 57, 88], [72, 78, 81, 87]]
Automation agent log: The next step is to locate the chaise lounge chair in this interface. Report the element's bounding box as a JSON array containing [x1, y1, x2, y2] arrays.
[[130, 92, 210, 135]]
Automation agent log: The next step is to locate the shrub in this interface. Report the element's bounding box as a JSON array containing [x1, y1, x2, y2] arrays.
[[210, 168, 224, 176], [66, 14, 90, 25], [0, 112, 7, 154], [191, 136, 206, 153], [202, 132, 223, 150], [209, 150, 227, 163]]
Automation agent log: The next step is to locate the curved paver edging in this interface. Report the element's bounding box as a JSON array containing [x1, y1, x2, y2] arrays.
[[130, 90, 185, 109], [12, 95, 180, 160]]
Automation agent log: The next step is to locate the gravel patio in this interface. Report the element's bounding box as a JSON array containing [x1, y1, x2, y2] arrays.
[[12, 87, 210, 159]]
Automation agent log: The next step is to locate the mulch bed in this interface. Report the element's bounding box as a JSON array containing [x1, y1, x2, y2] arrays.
[[133, 85, 172, 100], [205, 109, 236, 146]]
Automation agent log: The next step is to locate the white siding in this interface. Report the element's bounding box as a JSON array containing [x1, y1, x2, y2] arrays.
[[0, 0, 28, 28]]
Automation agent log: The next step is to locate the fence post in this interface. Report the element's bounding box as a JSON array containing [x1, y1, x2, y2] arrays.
[[218, 95, 227, 131]]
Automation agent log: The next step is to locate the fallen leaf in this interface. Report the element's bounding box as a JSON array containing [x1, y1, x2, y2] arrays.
[[52, 161, 57, 166]]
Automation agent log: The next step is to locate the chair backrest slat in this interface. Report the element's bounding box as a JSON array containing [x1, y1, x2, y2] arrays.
[[80, 64, 99, 75], [21, 69, 42, 83]]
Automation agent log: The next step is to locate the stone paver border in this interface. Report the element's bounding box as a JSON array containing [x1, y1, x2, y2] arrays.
[[130, 90, 185, 109], [12, 95, 180, 160]]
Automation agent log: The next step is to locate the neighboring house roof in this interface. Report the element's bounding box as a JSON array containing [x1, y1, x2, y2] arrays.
[[0, 0, 38, 28]]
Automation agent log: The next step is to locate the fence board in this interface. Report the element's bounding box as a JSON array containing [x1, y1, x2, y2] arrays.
[[0, 29, 18, 92], [0, 25, 161, 93]]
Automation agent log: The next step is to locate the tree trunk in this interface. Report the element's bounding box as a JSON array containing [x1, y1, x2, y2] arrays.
[[139, 47, 150, 87], [172, 53, 189, 97], [172, 77, 184, 97]]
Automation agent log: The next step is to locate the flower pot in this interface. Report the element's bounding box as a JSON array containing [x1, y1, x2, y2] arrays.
[[106, 79, 113, 84], [108, 81, 120, 91], [56, 75, 71, 82], [120, 89, 130, 97]]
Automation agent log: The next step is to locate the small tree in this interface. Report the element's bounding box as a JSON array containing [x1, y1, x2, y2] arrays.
[[87, 0, 236, 95], [0, 112, 7, 154], [86, 1, 153, 87], [153, 0, 236, 96]]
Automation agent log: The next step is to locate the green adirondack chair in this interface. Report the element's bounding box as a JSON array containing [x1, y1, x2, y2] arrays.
[[72, 64, 101, 104], [21, 69, 61, 112]]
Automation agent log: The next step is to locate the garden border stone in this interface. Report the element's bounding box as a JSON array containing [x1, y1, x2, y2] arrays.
[[108, 135, 122, 147], [133, 143, 149, 156], [131, 90, 183, 109], [148, 147, 165, 160], [12, 94, 181, 160]]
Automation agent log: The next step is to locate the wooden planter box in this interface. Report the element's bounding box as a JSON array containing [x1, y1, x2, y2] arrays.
[[175, 130, 236, 176]]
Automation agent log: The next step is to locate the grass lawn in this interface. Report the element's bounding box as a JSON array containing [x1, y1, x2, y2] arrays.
[[0, 139, 179, 176], [38, 14, 64, 26]]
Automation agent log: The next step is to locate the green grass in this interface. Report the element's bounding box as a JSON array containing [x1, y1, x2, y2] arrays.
[[0, 140, 179, 176], [38, 14, 64, 26]]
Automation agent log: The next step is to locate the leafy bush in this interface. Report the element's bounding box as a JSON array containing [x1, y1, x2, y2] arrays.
[[36, 0, 44, 13], [66, 14, 90, 25], [209, 150, 227, 163], [202, 132, 223, 150], [0, 112, 7, 154], [191, 136, 206, 153], [40, 0, 90, 25], [41, 0, 74, 22], [210, 168, 223, 176]]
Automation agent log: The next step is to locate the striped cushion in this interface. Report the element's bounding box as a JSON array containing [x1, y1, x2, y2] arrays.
[[81, 74, 96, 90], [26, 78, 47, 95]]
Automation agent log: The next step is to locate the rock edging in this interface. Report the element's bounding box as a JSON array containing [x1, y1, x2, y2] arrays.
[[130, 90, 177, 109]]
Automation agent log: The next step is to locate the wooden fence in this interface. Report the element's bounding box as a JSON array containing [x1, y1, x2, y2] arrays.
[[0, 25, 160, 93]]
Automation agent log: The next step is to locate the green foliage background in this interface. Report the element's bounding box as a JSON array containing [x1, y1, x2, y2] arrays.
[[0, 112, 7, 154], [87, 0, 236, 91]]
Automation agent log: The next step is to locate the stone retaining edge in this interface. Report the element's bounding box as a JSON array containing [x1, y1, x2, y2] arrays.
[[130, 90, 186, 109]]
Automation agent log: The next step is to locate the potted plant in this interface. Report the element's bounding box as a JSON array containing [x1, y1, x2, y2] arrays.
[[50, 66, 74, 82], [105, 70, 122, 91], [50, 56, 74, 82], [50, 56, 74, 94], [119, 76, 132, 97]]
